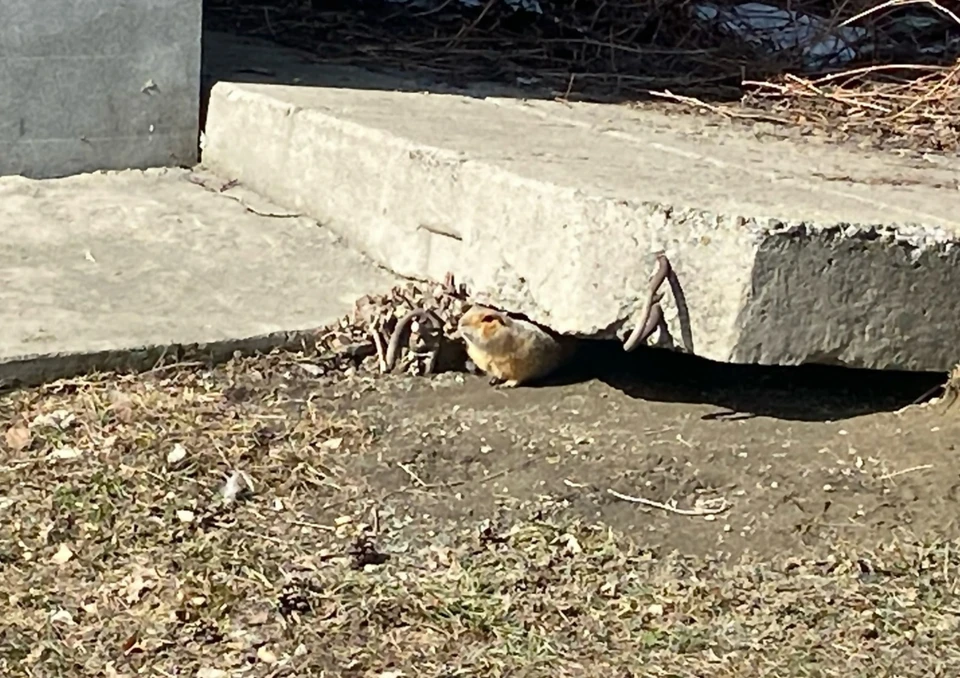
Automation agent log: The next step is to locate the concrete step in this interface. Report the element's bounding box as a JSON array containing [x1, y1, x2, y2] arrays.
[[2, 0, 201, 179], [0, 166, 398, 386], [202, 32, 960, 372]]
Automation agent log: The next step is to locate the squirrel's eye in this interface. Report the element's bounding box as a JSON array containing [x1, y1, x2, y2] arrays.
[[482, 314, 497, 323]]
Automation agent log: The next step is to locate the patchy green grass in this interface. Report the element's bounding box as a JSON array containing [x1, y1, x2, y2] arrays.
[[2, 356, 960, 676]]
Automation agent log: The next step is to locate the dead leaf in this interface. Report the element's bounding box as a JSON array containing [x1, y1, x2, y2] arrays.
[[4, 425, 31, 452], [197, 669, 228, 678], [111, 398, 134, 423], [222, 470, 249, 502], [559, 533, 582, 555], [32, 409, 75, 429], [176, 509, 196, 523], [167, 443, 187, 465], [248, 609, 270, 625], [298, 363, 323, 376], [51, 446, 83, 460], [50, 609, 75, 625], [51, 543, 74, 565], [121, 633, 139, 654], [126, 568, 157, 605], [256, 646, 278, 664]]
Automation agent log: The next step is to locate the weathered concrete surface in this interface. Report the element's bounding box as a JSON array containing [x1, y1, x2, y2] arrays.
[[0, 0, 201, 179], [202, 33, 960, 372], [0, 168, 398, 386]]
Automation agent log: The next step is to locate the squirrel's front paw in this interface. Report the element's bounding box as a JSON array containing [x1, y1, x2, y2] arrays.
[[494, 378, 520, 389]]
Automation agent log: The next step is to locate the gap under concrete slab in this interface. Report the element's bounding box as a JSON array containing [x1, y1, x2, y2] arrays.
[[201, 32, 960, 373]]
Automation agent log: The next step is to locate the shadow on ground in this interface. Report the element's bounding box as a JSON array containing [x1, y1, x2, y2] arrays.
[[533, 340, 945, 422]]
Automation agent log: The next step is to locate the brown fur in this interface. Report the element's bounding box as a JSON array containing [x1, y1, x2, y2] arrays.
[[457, 305, 574, 387]]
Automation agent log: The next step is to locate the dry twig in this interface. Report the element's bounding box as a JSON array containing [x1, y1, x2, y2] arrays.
[[607, 488, 731, 516]]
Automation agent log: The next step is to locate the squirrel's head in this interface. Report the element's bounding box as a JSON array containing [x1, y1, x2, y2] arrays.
[[457, 305, 512, 349]]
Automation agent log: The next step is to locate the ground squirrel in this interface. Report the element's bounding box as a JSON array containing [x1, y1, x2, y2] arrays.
[[456, 305, 575, 387]]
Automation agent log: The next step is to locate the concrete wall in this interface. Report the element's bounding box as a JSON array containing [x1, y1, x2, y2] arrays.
[[0, 0, 201, 179]]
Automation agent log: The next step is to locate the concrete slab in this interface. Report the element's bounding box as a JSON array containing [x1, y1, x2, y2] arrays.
[[0, 0, 201, 179], [0, 167, 399, 386], [201, 33, 960, 373]]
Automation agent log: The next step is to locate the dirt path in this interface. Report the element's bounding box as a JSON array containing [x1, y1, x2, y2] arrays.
[[2, 355, 959, 675], [322, 367, 960, 559]]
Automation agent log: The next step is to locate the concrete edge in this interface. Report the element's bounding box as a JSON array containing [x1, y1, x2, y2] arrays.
[[735, 228, 960, 372], [200, 80, 960, 372], [200, 82, 759, 349], [0, 327, 327, 390]]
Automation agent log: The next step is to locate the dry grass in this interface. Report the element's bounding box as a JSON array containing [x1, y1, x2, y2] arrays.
[[3, 354, 960, 676], [206, 0, 960, 151], [938, 361, 960, 412]]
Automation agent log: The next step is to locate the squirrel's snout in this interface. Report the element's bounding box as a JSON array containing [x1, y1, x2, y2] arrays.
[[455, 319, 477, 344]]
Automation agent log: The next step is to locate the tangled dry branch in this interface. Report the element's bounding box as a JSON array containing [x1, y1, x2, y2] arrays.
[[207, 0, 960, 150]]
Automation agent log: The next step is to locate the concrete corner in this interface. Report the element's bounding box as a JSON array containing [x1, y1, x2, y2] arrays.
[[0, 0, 201, 179], [201, 33, 960, 372]]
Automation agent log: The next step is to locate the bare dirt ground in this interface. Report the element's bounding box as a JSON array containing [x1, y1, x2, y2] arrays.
[[3, 348, 960, 676]]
